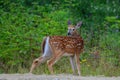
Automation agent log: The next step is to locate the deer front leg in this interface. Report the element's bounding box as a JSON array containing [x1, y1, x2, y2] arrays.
[[47, 51, 64, 74], [75, 53, 81, 76], [69, 56, 77, 75]]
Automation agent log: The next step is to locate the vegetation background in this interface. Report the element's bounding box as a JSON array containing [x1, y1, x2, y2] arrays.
[[0, 0, 120, 76]]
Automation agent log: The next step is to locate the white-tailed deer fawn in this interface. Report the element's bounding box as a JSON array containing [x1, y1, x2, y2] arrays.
[[30, 21, 83, 75]]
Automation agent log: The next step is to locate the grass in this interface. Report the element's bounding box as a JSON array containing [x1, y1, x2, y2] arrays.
[[0, 53, 120, 76], [0, 41, 120, 76]]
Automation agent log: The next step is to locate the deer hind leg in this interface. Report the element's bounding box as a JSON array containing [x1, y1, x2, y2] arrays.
[[69, 56, 77, 75], [75, 53, 81, 76], [30, 57, 47, 73], [47, 50, 64, 74]]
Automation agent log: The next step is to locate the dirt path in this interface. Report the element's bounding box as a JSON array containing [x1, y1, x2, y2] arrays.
[[0, 73, 120, 80]]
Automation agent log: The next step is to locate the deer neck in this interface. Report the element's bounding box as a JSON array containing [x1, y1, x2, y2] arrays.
[[71, 31, 80, 37]]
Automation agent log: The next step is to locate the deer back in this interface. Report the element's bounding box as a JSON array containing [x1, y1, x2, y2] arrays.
[[49, 36, 84, 54]]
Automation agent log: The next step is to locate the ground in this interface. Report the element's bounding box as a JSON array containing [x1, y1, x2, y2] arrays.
[[0, 73, 120, 80]]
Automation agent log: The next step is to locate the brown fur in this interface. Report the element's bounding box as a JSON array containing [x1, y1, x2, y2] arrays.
[[49, 36, 84, 54]]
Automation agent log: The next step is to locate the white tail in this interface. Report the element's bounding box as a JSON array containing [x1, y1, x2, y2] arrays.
[[30, 21, 84, 75]]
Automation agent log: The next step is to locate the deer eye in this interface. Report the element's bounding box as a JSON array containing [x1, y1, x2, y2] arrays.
[[73, 29, 75, 31]]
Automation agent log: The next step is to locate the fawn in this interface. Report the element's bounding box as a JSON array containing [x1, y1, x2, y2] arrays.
[[30, 21, 84, 75]]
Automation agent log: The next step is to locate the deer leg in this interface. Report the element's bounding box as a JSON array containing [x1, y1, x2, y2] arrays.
[[47, 51, 64, 74], [30, 56, 47, 73], [69, 56, 77, 75], [47, 57, 55, 74], [75, 53, 81, 76]]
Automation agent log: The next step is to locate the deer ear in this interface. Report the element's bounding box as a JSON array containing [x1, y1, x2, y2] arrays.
[[75, 21, 82, 29], [68, 20, 71, 25]]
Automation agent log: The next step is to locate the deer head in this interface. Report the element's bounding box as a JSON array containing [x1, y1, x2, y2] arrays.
[[67, 20, 82, 37]]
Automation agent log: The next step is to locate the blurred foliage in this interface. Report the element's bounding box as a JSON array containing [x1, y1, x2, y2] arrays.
[[0, 0, 120, 76]]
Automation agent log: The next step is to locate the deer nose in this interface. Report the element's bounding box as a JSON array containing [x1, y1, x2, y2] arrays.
[[67, 32, 71, 36]]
